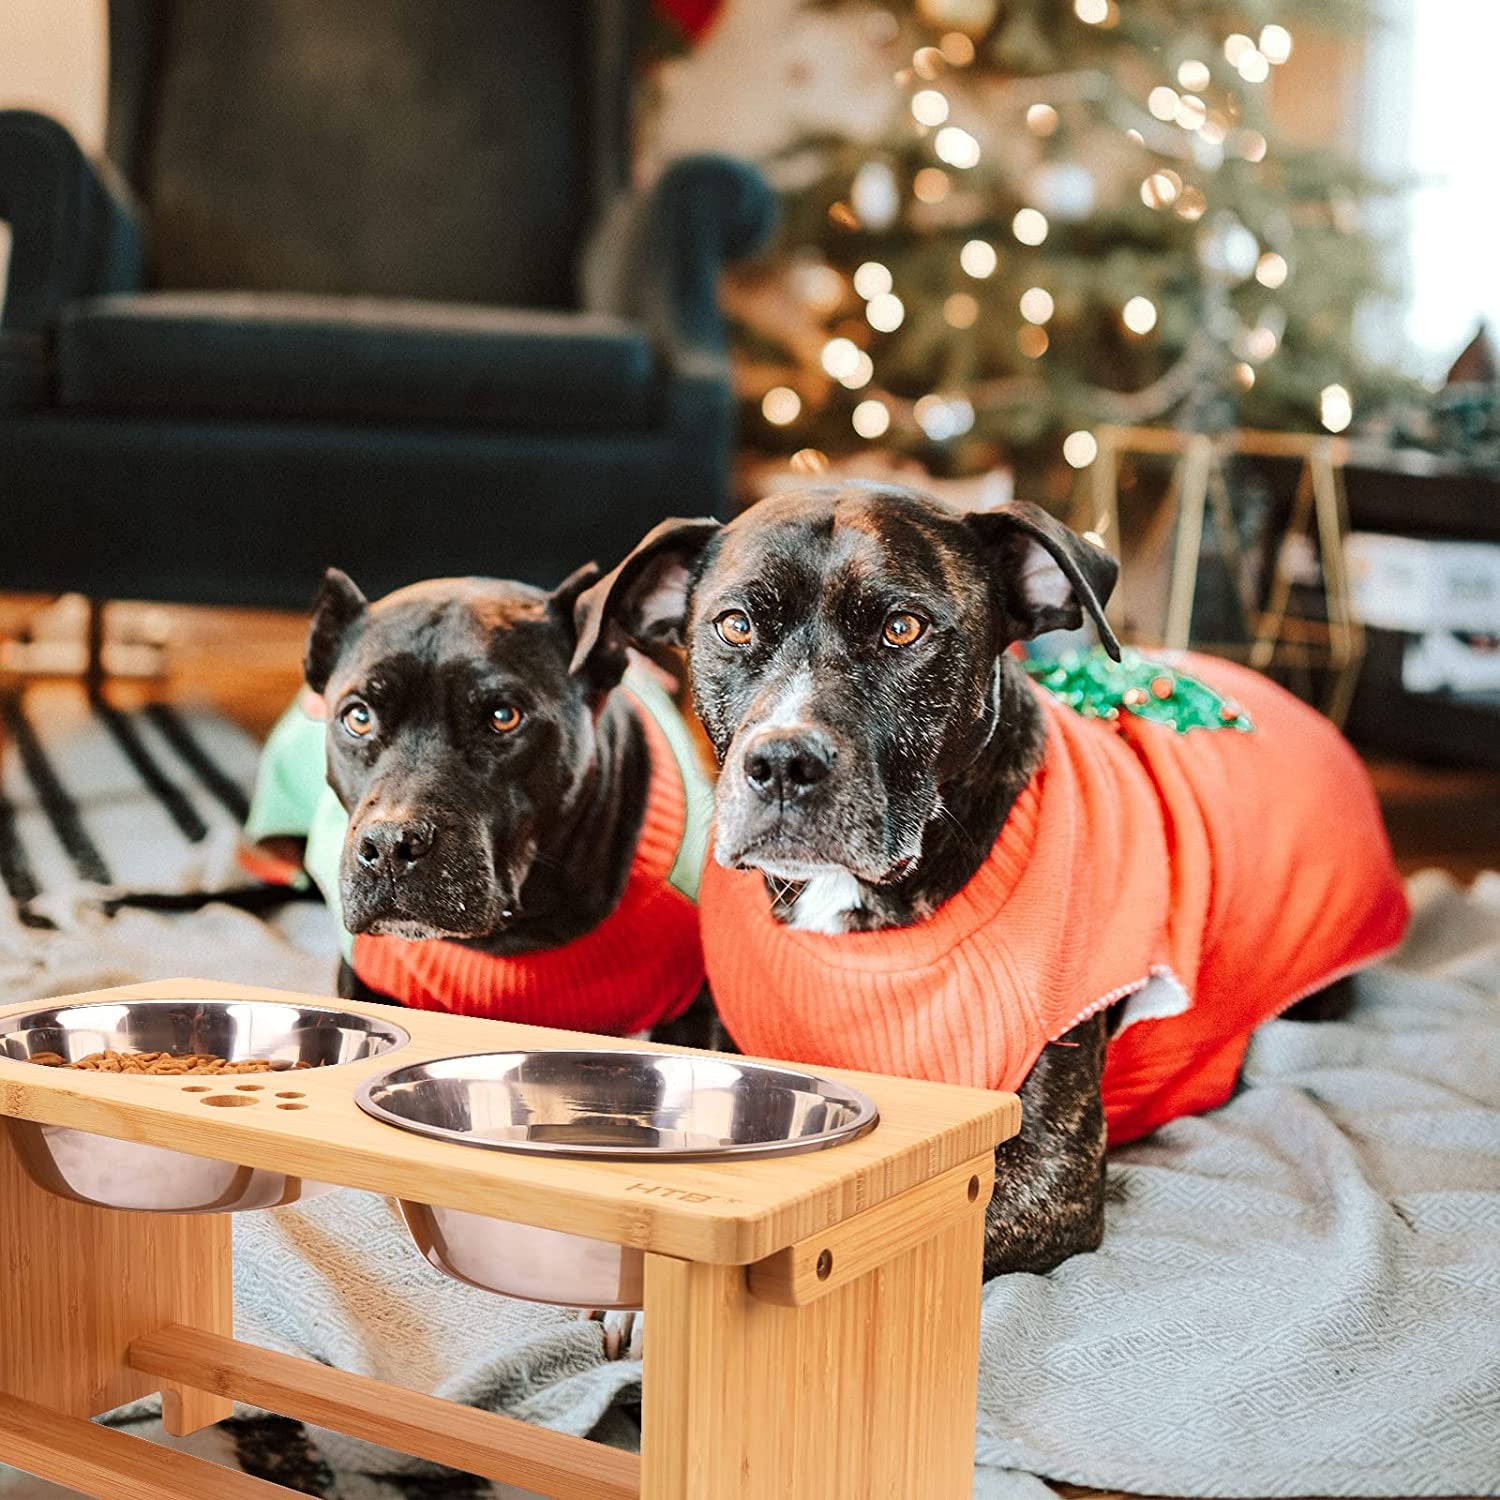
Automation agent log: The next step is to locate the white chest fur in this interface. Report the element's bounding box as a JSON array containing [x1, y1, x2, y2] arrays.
[[788, 869, 866, 934]]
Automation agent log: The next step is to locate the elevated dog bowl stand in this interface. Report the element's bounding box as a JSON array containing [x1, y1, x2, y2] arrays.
[[0, 979, 1019, 1500]]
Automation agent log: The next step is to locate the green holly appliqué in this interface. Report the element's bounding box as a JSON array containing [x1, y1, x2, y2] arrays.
[[1023, 648, 1254, 734]]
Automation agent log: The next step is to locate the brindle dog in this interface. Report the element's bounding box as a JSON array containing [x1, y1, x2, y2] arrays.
[[572, 484, 1123, 1276]]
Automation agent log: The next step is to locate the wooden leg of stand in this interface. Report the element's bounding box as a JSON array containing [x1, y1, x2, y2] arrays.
[[640, 1208, 985, 1500], [0, 1124, 233, 1432]]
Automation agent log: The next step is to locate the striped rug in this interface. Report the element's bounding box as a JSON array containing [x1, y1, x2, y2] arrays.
[[0, 685, 263, 932]]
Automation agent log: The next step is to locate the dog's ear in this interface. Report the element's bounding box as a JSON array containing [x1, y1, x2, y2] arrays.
[[570, 517, 722, 677], [545, 560, 609, 682], [965, 501, 1121, 660], [304, 568, 369, 693], [548, 560, 604, 625]]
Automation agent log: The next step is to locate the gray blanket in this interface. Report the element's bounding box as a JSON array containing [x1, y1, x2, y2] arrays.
[[975, 872, 1500, 1498], [1, 872, 1496, 1497]]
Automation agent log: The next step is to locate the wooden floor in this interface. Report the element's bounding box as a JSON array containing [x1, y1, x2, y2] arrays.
[[4, 595, 1491, 881]]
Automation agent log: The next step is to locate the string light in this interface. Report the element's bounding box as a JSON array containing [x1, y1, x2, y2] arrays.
[[1245, 323, 1278, 361], [1259, 24, 1293, 64], [1175, 94, 1207, 131], [912, 46, 944, 80], [1175, 186, 1208, 220], [1125, 128, 1144, 145], [1063, 431, 1099, 467], [853, 262, 893, 299], [762, 387, 802, 425], [912, 90, 950, 127], [1223, 33, 1255, 66], [1019, 287, 1055, 324], [915, 394, 960, 441], [842, 351, 875, 390], [821, 337, 863, 380], [1237, 130, 1268, 163], [866, 292, 905, 332], [960, 239, 998, 278], [1233, 362, 1255, 390], [1148, 86, 1180, 121], [945, 292, 980, 328], [1017, 325, 1050, 358], [790, 448, 829, 474], [1200, 112, 1229, 146], [913, 167, 951, 203], [1320, 384, 1352, 433], [1141, 170, 1182, 209], [1122, 295, 1158, 334], [790, 262, 846, 315], [939, 32, 976, 65], [934, 126, 981, 168], [1026, 103, 1060, 136], [850, 160, 900, 230], [1177, 59, 1211, 91], [1237, 48, 1270, 83], [1013, 208, 1050, 245], [1074, 0, 1108, 22], [852, 399, 891, 438], [1255, 252, 1288, 289]]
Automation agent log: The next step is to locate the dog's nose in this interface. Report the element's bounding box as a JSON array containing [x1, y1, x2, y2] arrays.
[[356, 820, 435, 877], [743, 730, 834, 804]]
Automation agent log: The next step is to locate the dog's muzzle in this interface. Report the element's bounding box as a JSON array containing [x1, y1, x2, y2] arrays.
[[741, 728, 835, 806], [340, 814, 507, 940]]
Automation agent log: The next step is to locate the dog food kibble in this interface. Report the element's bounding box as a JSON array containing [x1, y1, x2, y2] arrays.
[[30, 1050, 316, 1075]]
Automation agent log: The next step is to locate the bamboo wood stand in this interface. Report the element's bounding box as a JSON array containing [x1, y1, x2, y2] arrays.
[[0, 979, 1018, 1500]]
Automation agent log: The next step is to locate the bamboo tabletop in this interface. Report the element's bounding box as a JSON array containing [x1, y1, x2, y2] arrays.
[[0, 978, 1019, 1265]]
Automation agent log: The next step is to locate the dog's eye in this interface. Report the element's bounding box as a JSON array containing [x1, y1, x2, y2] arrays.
[[715, 610, 753, 647], [340, 702, 376, 738], [881, 611, 928, 648], [489, 704, 524, 734]]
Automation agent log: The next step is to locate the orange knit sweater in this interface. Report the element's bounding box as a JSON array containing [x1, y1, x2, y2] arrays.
[[354, 703, 704, 1033], [699, 654, 1409, 1143]]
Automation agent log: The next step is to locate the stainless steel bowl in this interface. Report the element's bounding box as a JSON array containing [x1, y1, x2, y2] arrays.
[[0, 999, 408, 1213], [357, 1049, 879, 1307]]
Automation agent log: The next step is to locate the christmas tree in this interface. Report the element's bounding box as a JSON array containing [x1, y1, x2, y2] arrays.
[[729, 0, 1394, 495]]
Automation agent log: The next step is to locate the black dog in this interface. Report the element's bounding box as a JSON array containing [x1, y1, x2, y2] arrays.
[[572, 483, 1408, 1277], [572, 488, 1113, 1276], [296, 566, 709, 1033]]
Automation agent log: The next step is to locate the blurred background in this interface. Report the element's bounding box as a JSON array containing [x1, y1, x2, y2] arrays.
[[0, 0, 1496, 911]]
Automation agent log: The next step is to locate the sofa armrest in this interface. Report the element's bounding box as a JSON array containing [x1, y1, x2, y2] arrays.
[[582, 153, 777, 376], [0, 110, 144, 335]]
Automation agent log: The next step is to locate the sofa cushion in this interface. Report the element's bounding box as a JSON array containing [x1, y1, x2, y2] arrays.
[[56, 292, 660, 429], [125, 0, 607, 308]]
